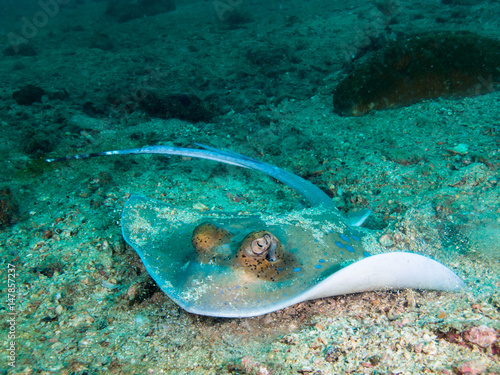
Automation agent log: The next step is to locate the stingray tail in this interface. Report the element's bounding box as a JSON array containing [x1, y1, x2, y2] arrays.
[[46, 144, 345, 211]]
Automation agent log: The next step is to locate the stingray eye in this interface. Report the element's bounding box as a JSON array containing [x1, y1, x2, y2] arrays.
[[240, 231, 279, 262], [250, 234, 272, 255], [236, 230, 297, 281]]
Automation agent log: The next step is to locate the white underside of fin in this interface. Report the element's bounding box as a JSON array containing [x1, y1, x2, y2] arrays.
[[300, 252, 465, 301]]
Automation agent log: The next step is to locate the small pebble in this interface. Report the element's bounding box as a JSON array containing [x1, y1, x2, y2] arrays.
[[448, 143, 469, 155], [193, 202, 209, 211], [127, 283, 138, 299], [379, 234, 394, 247], [78, 338, 92, 349], [101, 281, 118, 289], [437, 312, 447, 319], [465, 326, 497, 348], [422, 341, 437, 355], [454, 360, 487, 375], [297, 367, 313, 374], [369, 355, 380, 366], [41, 229, 54, 239]]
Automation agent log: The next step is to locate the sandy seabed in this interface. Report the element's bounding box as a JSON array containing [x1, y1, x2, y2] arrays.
[[0, 0, 499, 373]]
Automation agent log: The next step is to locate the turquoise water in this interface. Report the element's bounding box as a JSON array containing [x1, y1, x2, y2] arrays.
[[1, 0, 499, 373]]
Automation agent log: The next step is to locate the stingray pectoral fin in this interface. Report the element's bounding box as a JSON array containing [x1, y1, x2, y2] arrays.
[[300, 252, 465, 301]]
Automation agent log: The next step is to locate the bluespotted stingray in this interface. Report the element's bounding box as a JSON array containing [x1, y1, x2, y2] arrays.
[[47, 145, 464, 317]]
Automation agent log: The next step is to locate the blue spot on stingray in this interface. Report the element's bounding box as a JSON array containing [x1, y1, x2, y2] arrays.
[[339, 233, 351, 242], [283, 293, 287, 297], [335, 241, 344, 248], [314, 239, 319, 242], [235, 285, 240, 289], [318, 259, 325, 263], [293, 267, 302, 272], [220, 290, 224, 294], [351, 234, 360, 242], [363, 251, 371, 257], [324, 252, 328, 256], [314, 264, 323, 269], [340, 251, 344, 255], [345, 244, 355, 253]]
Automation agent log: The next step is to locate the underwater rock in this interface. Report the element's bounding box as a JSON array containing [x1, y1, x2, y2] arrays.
[[454, 360, 487, 375], [217, 9, 252, 29], [30, 261, 64, 278], [140, 91, 213, 122], [13, 84, 45, 105], [3, 44, 37, 57], [21, 129, 54, 157], [333, 31, 500, 116], [0, 188, 18, 229], [82, 101, 106, 116], [464, 326, 497, 348], [89, 32, 113, 51], [126, 275, 160, 306]]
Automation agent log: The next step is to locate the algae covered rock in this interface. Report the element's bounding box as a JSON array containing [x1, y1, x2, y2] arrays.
[[140, 91, 214, 123], [13, 84, 45, 105], [333, 31, 500, 116]]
